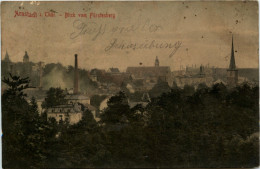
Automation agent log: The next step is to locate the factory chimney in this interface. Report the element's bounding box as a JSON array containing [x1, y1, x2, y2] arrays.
[[74, 54, 79, 94]]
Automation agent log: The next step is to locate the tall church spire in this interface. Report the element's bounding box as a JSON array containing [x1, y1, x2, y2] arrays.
[[3, 50, 12, 73], [226, 35, 238, 87], [4, 50, 10, 62], [229, 35, 236, 70]]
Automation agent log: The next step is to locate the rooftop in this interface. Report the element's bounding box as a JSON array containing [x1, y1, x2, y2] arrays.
[[65, 94, 90, 100]]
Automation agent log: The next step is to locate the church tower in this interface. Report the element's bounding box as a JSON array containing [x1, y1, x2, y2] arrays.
[[4, 50, 11, 62], [227, 35, 238, 87], [23, 51, 29, 63], [2, 50, 12, 73], [155, 56, 159, 67]]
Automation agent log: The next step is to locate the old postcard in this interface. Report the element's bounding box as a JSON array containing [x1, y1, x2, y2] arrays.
[[1, 1, 259, 168]]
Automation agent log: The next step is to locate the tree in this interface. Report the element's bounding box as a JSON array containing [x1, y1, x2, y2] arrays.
[[2, 74, 258, 168], [172, 81, 179, 89], [30, 96, 39, 114], [51, 109, 104, 168], [183, 84, 195, 96], [90, 95, 108, 110], [3, 73, 29, 98], [42, 87, 67, 108], [99, 91, 148, 167], [149, 80, 171, 98], [2, 74, 46, 168], [100, 91, 131, 125], [2, 74, 30, 127]]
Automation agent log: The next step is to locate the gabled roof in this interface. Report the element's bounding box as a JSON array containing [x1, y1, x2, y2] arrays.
[[108, 67, 120, 73], [65, 94, 90, 100], [90, 68, 105, 75], [214, 79, 227, 85], [52, 104, 74, 108], [47, 103, 82, 113], [84, 103, 96, 111]]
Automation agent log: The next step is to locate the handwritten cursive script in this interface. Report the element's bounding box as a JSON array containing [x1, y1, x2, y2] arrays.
[[105, 38, 182, 58], [70, 19, 163, 40]]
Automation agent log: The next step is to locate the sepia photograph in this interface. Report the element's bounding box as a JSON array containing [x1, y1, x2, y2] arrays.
[[1, 1, 259, 168]]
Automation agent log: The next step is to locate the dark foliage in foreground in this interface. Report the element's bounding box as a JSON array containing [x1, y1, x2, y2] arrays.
[[2, 74, 259, 168]]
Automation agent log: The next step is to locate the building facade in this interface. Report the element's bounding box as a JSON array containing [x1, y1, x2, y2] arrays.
[[126, 56, 172, 90], [46, 103, 83, 124]]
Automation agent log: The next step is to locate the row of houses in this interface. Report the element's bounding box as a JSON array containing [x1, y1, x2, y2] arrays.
[[45, 36, 249, 125], [5, 36, 257, 125]]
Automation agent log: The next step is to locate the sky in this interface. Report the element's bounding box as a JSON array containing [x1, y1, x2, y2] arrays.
[[1, 1, 259, 71]]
